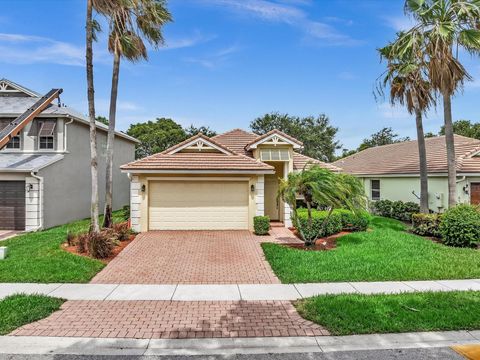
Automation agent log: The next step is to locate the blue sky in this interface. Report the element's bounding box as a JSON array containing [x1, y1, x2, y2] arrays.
[[1, 0, 479, 151]]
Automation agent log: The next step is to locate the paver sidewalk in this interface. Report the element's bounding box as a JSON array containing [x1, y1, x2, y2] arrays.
[[2, 279, 480, 301]]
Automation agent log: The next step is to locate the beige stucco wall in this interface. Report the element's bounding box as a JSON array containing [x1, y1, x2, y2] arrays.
[[361, 175, 479, 212], [131, 173, 262, 232]]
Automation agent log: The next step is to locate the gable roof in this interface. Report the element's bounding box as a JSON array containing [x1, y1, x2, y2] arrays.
[[245, 129, 303, 151], [0, 78, 40, 97], [164, 133, 235, 155], [212, 129, 258, 156], [293, 152, 342, 172], [333, 135, 480, 175]]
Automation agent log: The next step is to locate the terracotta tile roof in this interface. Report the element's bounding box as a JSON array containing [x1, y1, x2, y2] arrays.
[[293, 152, 342, 172], [162, 133, 235, 155], [245, 129, 303, 150], [333, 135, 480, 175], [212, 129, 258, 156]]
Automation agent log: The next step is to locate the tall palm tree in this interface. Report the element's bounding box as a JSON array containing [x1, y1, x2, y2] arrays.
[[378, 38, 435, 213], [96, 0, 172, 228], [86, 0, 100, 233], [278, 166, 366, 246], [398, 0, 480, 207]]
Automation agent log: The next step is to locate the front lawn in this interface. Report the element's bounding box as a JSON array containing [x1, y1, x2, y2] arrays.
[[296, 291, 480, 335], [0, 294, 64, 335], [262, 216, 480, 283], [0, 212, 123, 283]]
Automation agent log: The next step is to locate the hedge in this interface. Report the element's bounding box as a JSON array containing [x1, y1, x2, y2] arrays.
[[439, 205, 480, 247], [411, 213, 442, 238]]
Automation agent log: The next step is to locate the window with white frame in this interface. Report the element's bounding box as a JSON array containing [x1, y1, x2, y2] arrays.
[[6, 136, 21, 149], [35, 120, 56, 150], [371, 179, 380, 200], [260, 148, 290, 161]]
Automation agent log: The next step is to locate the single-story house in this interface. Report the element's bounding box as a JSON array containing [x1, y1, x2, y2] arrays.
[[0, 78, 138, 231], [121, 129, 340, 231], [333, 135, 480, 211]]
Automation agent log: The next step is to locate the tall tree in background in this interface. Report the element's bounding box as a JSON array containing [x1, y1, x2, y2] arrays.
[[398, 0, 480, 207], [250, 112, 340, 162], [96, 0, 172, 228], [185, 125, 217, 138], [86, 0, 100, 233], [359, 127, 410, 151], [378, 36, 435, 213], [440, 120, 480, 139]]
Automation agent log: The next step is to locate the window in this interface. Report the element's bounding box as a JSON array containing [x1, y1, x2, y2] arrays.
[[6, 136, 20, 149], [39, 136, 54, 149], [371, 180, 380, 200], [260, 149, 290, 161]]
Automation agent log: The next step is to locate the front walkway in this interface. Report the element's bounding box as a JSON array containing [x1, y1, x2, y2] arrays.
[[91, 230, 280, 284]]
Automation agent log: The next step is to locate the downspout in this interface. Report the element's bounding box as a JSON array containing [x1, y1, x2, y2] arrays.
[[30, 171, 44, 231], [456, 176, 466, 183], [63, 116, 74, 152]]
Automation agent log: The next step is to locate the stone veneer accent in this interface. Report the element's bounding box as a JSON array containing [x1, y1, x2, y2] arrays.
[[25, 176, 41, 231], [130, 176, 141, 232], [255, 175, 264, 216]]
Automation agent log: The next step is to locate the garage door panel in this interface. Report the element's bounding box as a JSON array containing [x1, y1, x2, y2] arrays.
[[0, 181, 25, 230], [149, 181, 249, 230]]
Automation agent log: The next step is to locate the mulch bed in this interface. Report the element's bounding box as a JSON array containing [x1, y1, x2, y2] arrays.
[[62, 234, 135, 264], [284, 231, 351, 251]]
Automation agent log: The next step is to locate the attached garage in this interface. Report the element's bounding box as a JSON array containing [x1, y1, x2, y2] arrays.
[[0, 180, 25, 230], [148, 180, 249, 230]]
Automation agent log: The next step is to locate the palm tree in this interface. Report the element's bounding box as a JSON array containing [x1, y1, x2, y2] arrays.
[[378, 37, 435, 213], [398, 0, 480, 207], [278, 166, 366, 246], [95, 0, 172, 228], [86, 0, 100, 233]]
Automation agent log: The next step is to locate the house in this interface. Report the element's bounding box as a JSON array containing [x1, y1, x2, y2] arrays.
[[333, 135, 480, 211], [0, 79, 138, 231], [121, 129, 340, 231]]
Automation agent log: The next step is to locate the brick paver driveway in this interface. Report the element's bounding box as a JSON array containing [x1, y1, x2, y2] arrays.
[[91, 230, 280, 284], [12, 300, 328, 338]]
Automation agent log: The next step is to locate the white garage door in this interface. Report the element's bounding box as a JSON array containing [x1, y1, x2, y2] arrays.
[[149, 181, 249, 230]]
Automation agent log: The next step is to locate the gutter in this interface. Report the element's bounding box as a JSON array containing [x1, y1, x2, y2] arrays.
[[63, 117, 74, 152]]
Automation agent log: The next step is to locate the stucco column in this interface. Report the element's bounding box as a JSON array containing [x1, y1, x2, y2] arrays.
[[130, 175, 141, 232], [25, 176, 41, 231], [283, 163, 292, 228], [255, 175, 265, 216]]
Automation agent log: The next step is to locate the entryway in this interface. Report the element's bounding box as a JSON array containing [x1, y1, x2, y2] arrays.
[[471, 183, 480, 205]]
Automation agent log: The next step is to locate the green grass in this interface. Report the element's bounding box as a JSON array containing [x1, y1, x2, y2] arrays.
[[0, 294, 64, 335], [0, 212, 124, 283], [262, 216, 480, 283], [295, 291, 480, 335]]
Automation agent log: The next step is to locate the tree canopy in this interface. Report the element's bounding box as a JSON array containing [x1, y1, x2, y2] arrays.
[[126, 118, 216, 159], [250, 112, 341, 162], [440, 120, 480, 140]]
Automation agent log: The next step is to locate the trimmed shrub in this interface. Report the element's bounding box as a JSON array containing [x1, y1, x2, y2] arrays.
[[112, 222, 131, 241], [335, 209, 370, 232], [412, 213, 442, 238], [297, 209, 343, 240], [440, 205, 480, 247], [87, 231, 114, 259], [371, 199, 419, 222], [254, 216, 270, 235]]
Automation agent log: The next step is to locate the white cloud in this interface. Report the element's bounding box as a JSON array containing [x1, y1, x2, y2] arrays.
[[377, 102, 411, 120], [184, 44, 242, 69], [203, 0, 359, 46], [0, 33, 88, 66], [162, 31, 216, 50], [383, 15, 416, 32]]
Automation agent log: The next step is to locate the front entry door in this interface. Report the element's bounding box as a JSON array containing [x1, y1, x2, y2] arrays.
[[471, 183, 480, 205], [264, 175, 279, 221]]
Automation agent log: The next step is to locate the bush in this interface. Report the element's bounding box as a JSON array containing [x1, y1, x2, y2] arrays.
[[297, 209, 343, 240], [335, 209, 370, 232], [76, 233, 88, 254], [254, 216, 270, 235], [371, 200, 419, 222], [412, 213, 442, 238], [440, 205, 480, 247], [66, 231, 75, 246], [87, 231, 114, 259], [112, 222, 131, 241], [122, 205, 130, 221]]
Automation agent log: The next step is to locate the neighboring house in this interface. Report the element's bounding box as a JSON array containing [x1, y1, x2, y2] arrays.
[[122, 129, 340, 231], [0, 79, 138, 231], [333, 135, 480, 212]]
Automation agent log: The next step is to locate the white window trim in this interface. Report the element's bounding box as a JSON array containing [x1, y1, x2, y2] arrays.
[[371, 179, 381, 201]]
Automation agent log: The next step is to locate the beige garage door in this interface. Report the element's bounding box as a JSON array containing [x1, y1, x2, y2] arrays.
[[149, 181, 249, 230]]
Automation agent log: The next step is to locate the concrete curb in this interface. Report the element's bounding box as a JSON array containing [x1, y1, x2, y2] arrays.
[[1, 279, 480, 301], [1, 331, 479, 356]]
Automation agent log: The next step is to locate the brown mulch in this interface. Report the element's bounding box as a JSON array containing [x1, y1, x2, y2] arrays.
[[62, 234, 135, 264], [284, 231, 351, 251]]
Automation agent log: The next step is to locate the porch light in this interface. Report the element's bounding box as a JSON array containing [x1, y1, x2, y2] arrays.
[[26, 183, 33, 192], [463, 184, 469, 195], [250, 184, 255, 192], [141, 184, 146, 193]]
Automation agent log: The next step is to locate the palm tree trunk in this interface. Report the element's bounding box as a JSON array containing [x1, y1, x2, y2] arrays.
[[86, 0, 100, 233], [414, 105, 429, 213], [443, 93, 457, 208], [103, 49, 120, 228]]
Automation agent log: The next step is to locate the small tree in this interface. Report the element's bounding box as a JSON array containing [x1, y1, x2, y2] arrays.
[[278, 165, 366, 246]]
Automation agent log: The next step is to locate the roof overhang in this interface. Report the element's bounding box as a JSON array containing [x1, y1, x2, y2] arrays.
[[121, 169, 275, 175], [246, 132, 302, 151]]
